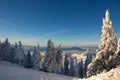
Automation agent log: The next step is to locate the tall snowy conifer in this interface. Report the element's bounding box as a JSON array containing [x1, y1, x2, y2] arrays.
[[78, 59, 84, 78], [84, 53, 93, 76], [18, 41, 25, 65], [64, 53, 69, 75], [14, 42, 18, 63], [43, 39, 56, 72], [87, 10, 117, 77], [33, 44, 41, 70], [2, 38, 11, 61], [70, 56, 76, 76], [43, 39, 63, 73], [10, 46, 15, 63], [33, 46, 36, 69], [56, 43, 63, 73], [24, 49, 33, 68]]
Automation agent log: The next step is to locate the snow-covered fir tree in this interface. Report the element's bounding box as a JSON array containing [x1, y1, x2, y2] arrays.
[[84, 52, 93, 76], [87, 10, 117, 77], [14, 42, 19, 63], [69, 53, 85, 78], [56, 43, 63, 73], [10, 46, 15, 63], [74, 58, 78, 77], [24, 49, 33, 68], [43, 39, 55, 72], [32, 46, 36, 68], [43, 39, 63, 73], [17, 41, 25, 65], [78, 59, 84, 78], [70, 54, 79, 77], [33, 44, 41, 70], [2, 38, 11, 61], [64, 53, 69, 75], [69, 56, 75, 76]]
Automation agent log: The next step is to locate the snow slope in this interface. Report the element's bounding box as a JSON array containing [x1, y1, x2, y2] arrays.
[[0, 60, 77, 80], [0, 60, 120, 80]]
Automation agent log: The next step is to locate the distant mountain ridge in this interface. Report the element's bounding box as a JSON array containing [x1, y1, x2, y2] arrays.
[[22, 45, 83, 51]]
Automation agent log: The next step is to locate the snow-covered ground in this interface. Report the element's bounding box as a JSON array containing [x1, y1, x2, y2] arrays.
[[0, 60, 120, 80], [0, 60, 77, 80], [79, 67, 120, 80]]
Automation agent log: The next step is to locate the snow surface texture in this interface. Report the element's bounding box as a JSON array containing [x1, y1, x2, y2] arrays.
[[78, 67, 120, 80], [0, 60, 77, 80], [1, 60, 120, 80]]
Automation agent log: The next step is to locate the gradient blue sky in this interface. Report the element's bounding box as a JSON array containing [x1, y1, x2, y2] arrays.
[[0, 0, 120, 47]]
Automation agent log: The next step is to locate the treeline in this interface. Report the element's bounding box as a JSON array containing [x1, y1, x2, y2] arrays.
[[0, 38, 43, 69], [0, 38, 25, 65], [0, 38, 95, 78]]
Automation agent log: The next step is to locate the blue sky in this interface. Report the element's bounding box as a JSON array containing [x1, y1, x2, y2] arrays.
[[0, 0, 120, 47]]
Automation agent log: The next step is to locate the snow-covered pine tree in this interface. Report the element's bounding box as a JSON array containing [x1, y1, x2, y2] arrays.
[[73, 57, 81, 77], [2, 38, 11, 61], [10, 46, 15, 63], [56, 43, 63, 73], [43, 39, 63, 73], [74, 58, 78, 77], [84, 53, 93, 76], [33, 44, 41, 70], [24, 49, 33, 68], [70, 56, 76, 76], [32, 46, 36, 69], [64, 53, 69, 75], [14, 42, 19, 63], [43, 39, 56, 72], [17, 41, 25, 65], [78, 59, 84, 78], [0, 42, 4, 60], [87, 10, 117, 77]]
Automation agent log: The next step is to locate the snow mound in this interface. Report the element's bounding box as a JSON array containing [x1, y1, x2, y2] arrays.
[[79, 67, 120, 80]]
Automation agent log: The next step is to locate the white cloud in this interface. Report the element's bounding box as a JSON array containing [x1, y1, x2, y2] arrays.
[[0, 19, 17, 29], [0, 18, 25, 37]]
